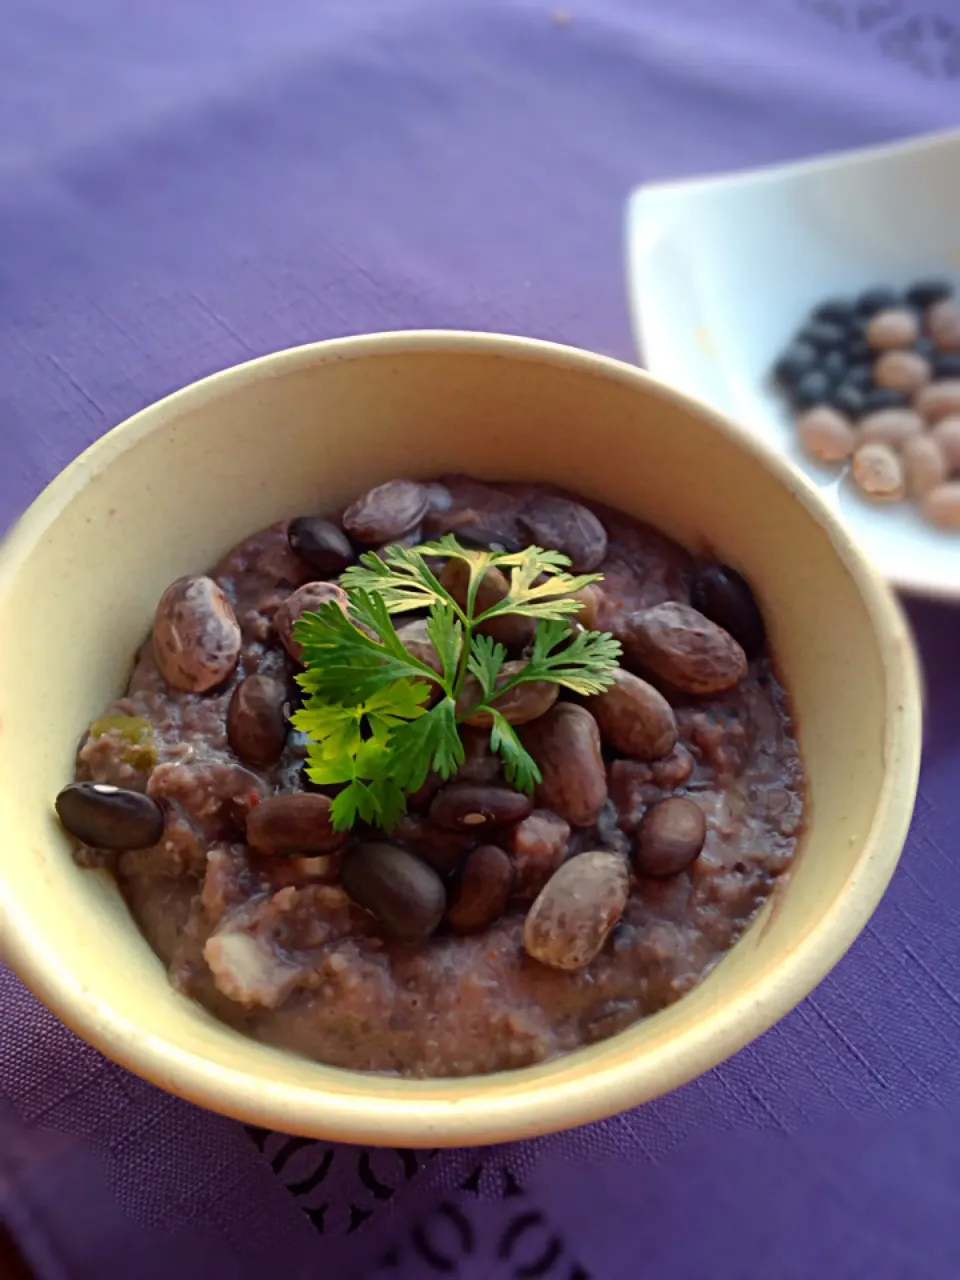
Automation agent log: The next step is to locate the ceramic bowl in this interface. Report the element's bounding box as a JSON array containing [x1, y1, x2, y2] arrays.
[[626, 128, 960, 600], [0, 332, 922, 1145]]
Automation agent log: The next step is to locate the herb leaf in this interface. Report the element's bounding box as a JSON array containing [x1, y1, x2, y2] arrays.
[[293, 532, 621, 830], [488, 710, 541, 792], [466, 633, 507, 700], [387, 698, 465, 794]]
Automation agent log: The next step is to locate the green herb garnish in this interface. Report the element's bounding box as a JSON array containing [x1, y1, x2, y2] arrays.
[[291, 536, 621, 831]]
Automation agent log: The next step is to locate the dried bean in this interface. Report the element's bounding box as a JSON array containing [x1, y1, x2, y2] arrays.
[[851, 442, 904, 501], [246, 793, 344, 855], [587, 668, 677, 760], [287, 516, 354, 576], [340, 842, 446, 941], [873, 350, 931, 394], [446, 845, 513, 933], [517, 494, 608, 572], [927, 300, 960, 352], [152, 575, 241, 693], [429, 784, 533, 832], [914, 380, 960, 424], [902, 435, 948, 500], [56, 782, 164, 850], [457, 662, 559, 728], [922, 482, 960, 529], [906, 279, 953, 309], [689, 562, 766, 658], [523, 851, 629, 971], [865, 308, 919, 350], [518, 704, 607, 827], [931, 416, 960, 469], [342, 480, 429, 545], [274, 581, 349, 661], [227, 675, 288, 767], [622, 602, 747, 694], [634, 796, 706, 877], [796, 406, 856, 463], [856, 409, 924, 449], [510, 809, 570, 900]]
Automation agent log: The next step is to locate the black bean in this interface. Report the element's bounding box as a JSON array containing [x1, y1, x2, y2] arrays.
[[844, 364, 874, 391], [634, 797, 706, 878], [689, 562, 766, 659], [341, 843, 446, 941], [429, 784, 533, 831], [287, 517, 354, 576], [914, 336, 938, 363], [56, 782, 164, 851], [798, 321, 846, 350], [857, 286, 901, 316], [792, 370, 832, 408], [933, 352, 960, 379], [820, 349, 847, 381], [862, 386, 908, 414], [845, 337, 871, 364], [813, 297, 856, 326], [773, 342, 818, 386], [906, 279, 953, 310], [830, 384, 866, 418]]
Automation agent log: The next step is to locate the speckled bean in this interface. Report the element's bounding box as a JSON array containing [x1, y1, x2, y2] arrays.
[[851, 442, 904, 501], [518, 704, 607, 828], [274, 581, 349, 661], [523, 851, 629, 971], [587, 667, 677, 761], [622, 602, 747, 695], [342, 480, 430, 545], [152, 575, 242, 693], [797, 406, 856, 463]]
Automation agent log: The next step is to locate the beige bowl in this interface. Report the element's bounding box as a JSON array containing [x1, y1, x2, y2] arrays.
[[0, 332, 921, 1146]]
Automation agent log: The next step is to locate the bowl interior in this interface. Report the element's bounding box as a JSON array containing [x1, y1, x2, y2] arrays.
[[627, 129, 960, 599], [0, 334, 920, 1145]]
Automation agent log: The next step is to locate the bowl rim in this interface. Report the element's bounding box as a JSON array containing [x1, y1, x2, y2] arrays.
[[623, 127, 960, 605], [0, 330, 923, 1146]]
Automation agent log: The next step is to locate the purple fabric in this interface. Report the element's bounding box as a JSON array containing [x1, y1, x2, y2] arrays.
[[2, 1, 959, 1276]]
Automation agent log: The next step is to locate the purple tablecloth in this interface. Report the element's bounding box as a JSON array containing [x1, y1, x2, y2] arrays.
[[2, 1, 959, 1276]]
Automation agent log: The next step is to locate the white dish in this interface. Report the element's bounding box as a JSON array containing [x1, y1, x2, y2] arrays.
[[626, 129, 960, 601]]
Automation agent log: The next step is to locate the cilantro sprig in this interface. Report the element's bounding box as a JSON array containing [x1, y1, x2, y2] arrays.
[[292, 536, 621, 831]]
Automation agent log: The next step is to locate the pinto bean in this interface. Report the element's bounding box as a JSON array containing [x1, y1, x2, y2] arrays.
[[622, 602, 747, 694], [517, 494, 608, 571], [342, 480, 429, 544], [518, 704, 607, 827], [586, 668, 677, 760], [152, 575, 241, 693], [523, 851, 629, 970], [274, 581, 349, 661]]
